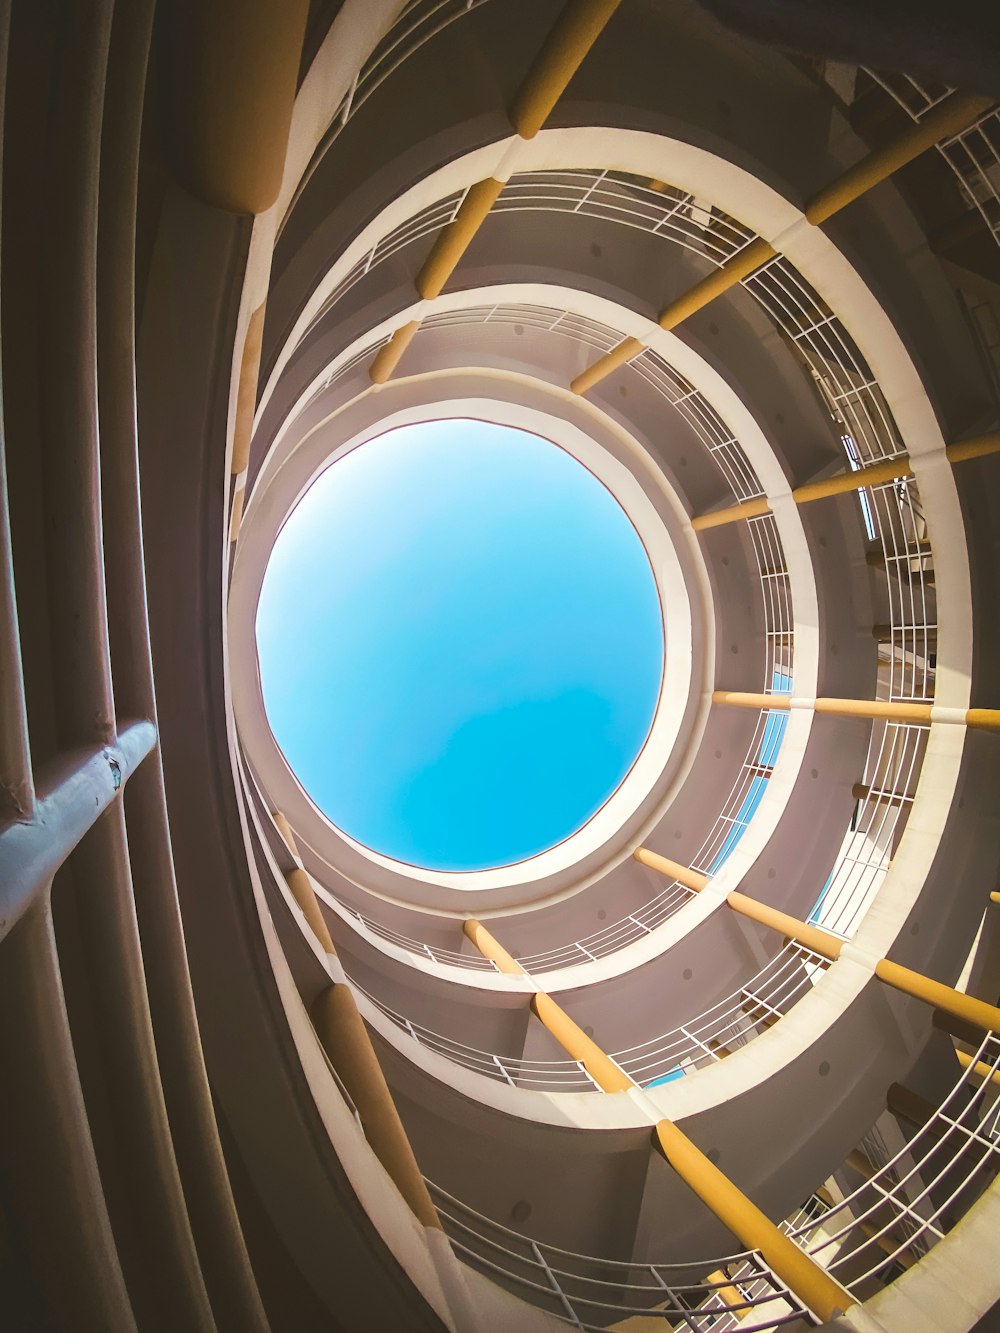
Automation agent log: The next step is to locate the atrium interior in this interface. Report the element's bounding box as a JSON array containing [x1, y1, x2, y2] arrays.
[[1, 3, 1000, 1332]]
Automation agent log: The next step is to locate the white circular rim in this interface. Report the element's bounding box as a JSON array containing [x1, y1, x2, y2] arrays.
[[254, 401, 691, 891], [231, 375, 713, 913]]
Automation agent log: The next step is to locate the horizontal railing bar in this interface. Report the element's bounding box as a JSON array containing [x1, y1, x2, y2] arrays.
[[0, 719, 156, 946]]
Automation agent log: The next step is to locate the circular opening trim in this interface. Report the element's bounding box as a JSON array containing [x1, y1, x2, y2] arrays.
[[256, 419, 664, 873]]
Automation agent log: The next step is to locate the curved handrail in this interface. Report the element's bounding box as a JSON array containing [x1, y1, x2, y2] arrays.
[[424, 1031, 1000, 1325], [255, 168, 932, 977]]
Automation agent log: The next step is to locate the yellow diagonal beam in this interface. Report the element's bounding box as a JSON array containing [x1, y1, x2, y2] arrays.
[[692, 433, 1000, 530], [573, 93, 995, 394], [373, 0, 625, 382], [274, 814, 442, 1231], [510, 0, 623, 139], [463, 916, 854, 1323], [637, 849, 1000, 1035], [711, 690, 1000, 732]]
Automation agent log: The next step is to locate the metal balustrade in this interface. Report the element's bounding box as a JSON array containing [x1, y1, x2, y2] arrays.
[[271, 290, 799, 976], [427, 1181, 815, 1331], [611, 945, 831, 1086], [304, 191, 467, 338], [418, 1032, 1000, 1328], [797, 1031, 1000, 1290], [866, 71, 1000, 246], [255, 165, 938, 1032], [495, 168, 758, 266], [333, 897, 500, 972], [355, 941, 828, 1092], [809, 721, 927, 937], [355, 982, 599, 1090], [284, 0, 498, 228]]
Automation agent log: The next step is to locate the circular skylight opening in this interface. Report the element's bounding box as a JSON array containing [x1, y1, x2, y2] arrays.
[[255, 419, 664, 873]]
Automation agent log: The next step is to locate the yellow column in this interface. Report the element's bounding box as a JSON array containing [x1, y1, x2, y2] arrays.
[[570, 336, 646, 395], [691, 433, 1000, 529], [369, 321, 421, 384], [691, 496, 772, 532], [416, 178, 506, 300], [464, 915, 854, 1319], [725, 891, 842, 962], [273, 817, 442, 1229], [658, 238, 776, 331], [791, 455, 912, 504], [231, 302, 266, 478], [990, 891, 1000, 906], [954, 1048, 1000, 1088], [805, 93, 994, 226], [510, 0, 624, 139], [311, 986, 442, 1229], [704, 1268, 752, 1318], [572, 92, 996, 396], [653, 1123, 853, 1323], [633, 847, 709, 892], [463, 917, 525, 975], [377, 0, 626, 380], [635, 849, 1000, 1033], [712, 690, 792, 712], [169, 0, 310, 215], [874, 959, 1000, 1034], [273, 814, 336, 953], [946, 431, 1000, 465], [530, 993, 633, 1093], [712, 691, 1000, 731]]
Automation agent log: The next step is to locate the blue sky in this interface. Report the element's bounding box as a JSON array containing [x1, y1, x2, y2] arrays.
[[256, 420, 664, 872]]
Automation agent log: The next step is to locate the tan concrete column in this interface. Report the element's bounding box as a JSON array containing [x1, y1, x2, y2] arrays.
[[725, 891, 843, 962], [804, 92, 995, 226], [371, 0, 626, 382], [273, 816, 443, 1230], [273, 813, 336, 953], [954, 1049, 1000, 1088], [691, 432, 1000, 530], [874, 958, 1000, 1034], [653, 1122, 854, 1323], [530, 993, 633, 1093], [166, 0, 310, 214], [463, 914, 854, 1319], [369, 321, 421, 385], [712, 691, 1000, 731], [571, 93, 995, 394], [417, 180, 506, 300], [510, 0, 624, 138], [463, 917, 525, 974], [311, 985, 441, 1230], [637, 849, 1000, 1029], [633, 847, 709, 891]]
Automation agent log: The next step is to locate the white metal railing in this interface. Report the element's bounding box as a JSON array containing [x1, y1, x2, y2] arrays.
[[801, 1031, 1000, 1289], [356, 981, 598, 1090], [424, 1034, 1000, 1327], [304, 190, 468, 338], [293, 294, 795, 976], [495, 168, 757, 267], [358, 942, 829, 1092], [284, 0, 496, 229], [278, 161, 936, 977], [808, 721, 927, 938], [612, 945, 830, 1087], [866, 72, 1000, 246], [333, 898, 500, 972], [427, 1180, 815, 1331], [420, 299, 625, 352]]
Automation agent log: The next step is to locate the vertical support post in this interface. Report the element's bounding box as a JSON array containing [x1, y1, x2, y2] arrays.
[[463, 916, 856, 1322]]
